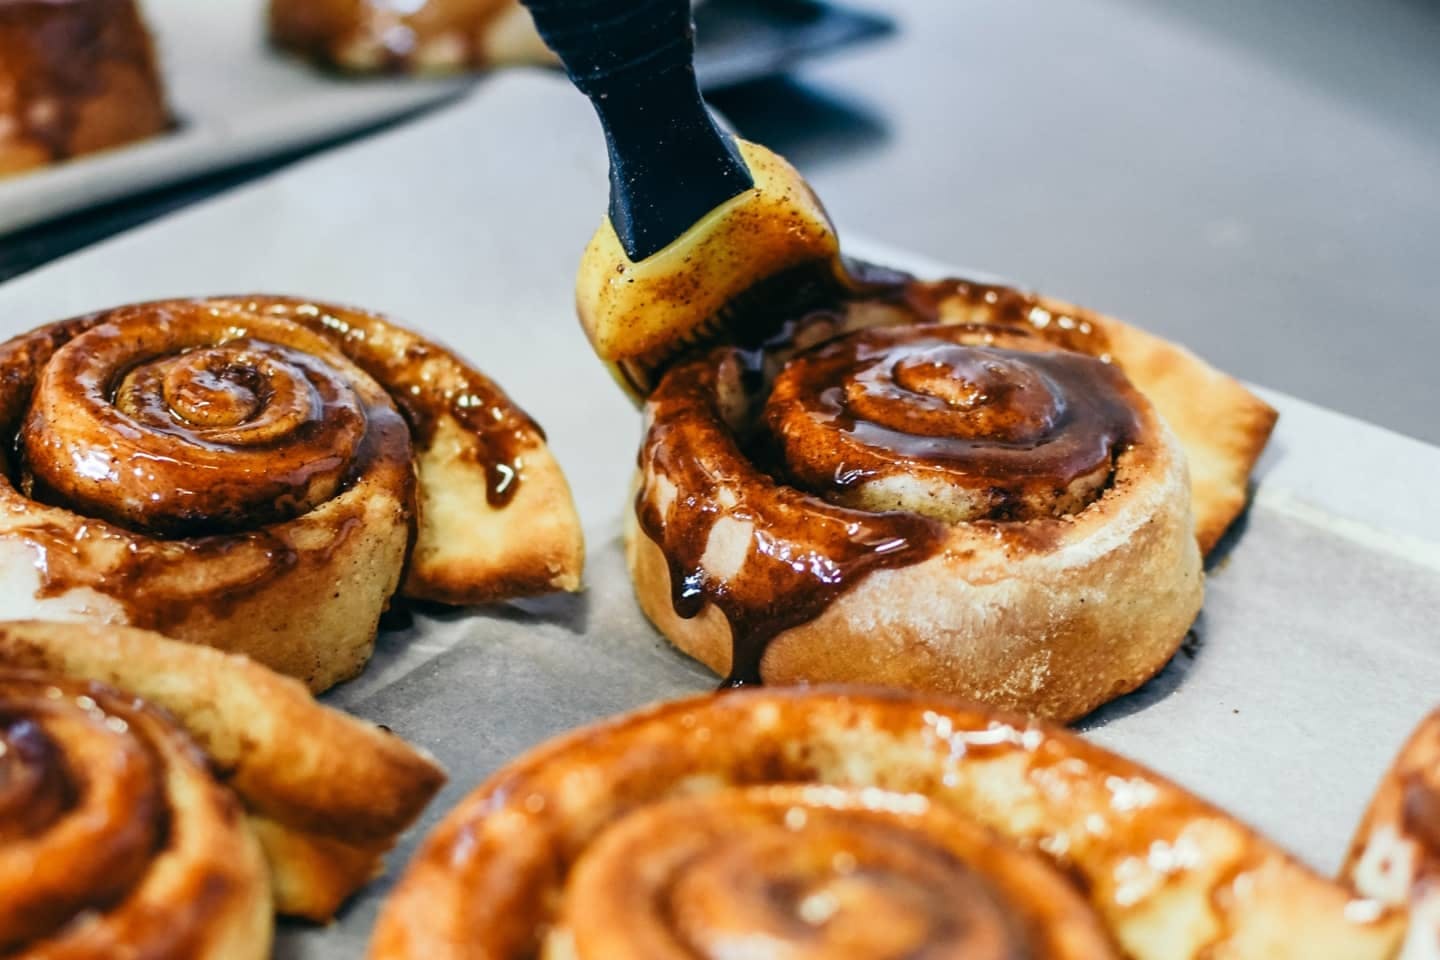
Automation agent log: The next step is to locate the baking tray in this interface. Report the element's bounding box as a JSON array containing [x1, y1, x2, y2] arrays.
[[0, 0, 463, 237], [0, 0, 891, 239], [0, 72, 1432, 957]]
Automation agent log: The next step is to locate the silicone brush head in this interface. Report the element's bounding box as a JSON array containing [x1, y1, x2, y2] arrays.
[[577, 139, 845, 399], [519, 0, 849, 398]]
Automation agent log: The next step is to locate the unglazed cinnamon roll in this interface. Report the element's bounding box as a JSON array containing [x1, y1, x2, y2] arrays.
[[269, 0, 553, 73], [580, 140, 1275, 720], [1345, 710, 1440, 960], [0, 0, 170, 176], [0, 619, 447, 922], [0, 667, 270, 957], [370, 687, 1404, 959], [0, 296, 584, 691]]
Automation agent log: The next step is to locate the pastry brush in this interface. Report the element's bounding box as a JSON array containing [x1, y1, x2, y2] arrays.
[[521, 0, 856, 397]]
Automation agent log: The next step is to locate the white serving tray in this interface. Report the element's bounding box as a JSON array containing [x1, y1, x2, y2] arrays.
[[0, 70, 1434, 957], [0, 0, 462, 236]]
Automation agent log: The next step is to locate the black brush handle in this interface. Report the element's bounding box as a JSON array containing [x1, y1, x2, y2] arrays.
[[522, 0, 754, 260]]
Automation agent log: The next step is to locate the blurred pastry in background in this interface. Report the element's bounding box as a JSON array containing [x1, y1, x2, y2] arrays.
[[268, 0, 555, 74], [0, 0, 170, 177]]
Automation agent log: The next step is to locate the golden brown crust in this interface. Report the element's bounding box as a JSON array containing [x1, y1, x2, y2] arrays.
[[0, 664, 271, 958], [370, 687, 1402, 959], [0, 620, 447, 921], [268, 0, 553, 73], [0, 297, 582, 692], [0, 0, 169, 176], [1344, 710, 1440, 958]]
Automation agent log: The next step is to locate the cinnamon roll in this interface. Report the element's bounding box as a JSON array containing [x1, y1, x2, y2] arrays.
[[0, 0, 170, 176], [269, 0, 553, 74], [0, 667, 270, 957], [0, 296, 584, 691], [580, 140, 1275, 719], [369, 687, 1403, 959], [1345, 710, 1440, 959], [0, 619, 447, 921]]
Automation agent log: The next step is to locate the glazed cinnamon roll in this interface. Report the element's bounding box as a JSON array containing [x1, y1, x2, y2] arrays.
[[0, 0, 170, 176], [0, 619, 447, 921], [0, 666, 270, 957], [0, 296, 584, 691], [269, 0, 553, 73], [580, 140, 1275, 719], [1345, 710, 1440, 959], [370, 687, 1403, 959]]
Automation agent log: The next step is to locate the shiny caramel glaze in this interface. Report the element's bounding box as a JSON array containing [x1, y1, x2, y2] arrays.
[[370, 687, 1401, 959], [221, 296, 542, 509], [639, 349, 945, 688], [1344, 709, 1440, 959], [212, 298, 584, 607], [0, 299, 414, 686], [636, 276, 1160, 688], [0, 296, 576, 689], [19, 304, 407, 536], [0, 667, 270, 957], [268, 0, 548, 74], [766, 323, 1144, 522], [0, 0, 169, 176]]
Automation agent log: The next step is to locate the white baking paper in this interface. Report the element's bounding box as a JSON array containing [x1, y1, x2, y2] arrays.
[[0, 70, 1433, 958]]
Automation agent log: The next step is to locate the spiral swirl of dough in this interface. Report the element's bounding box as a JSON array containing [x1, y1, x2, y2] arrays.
[[0, 296, 583, 691], [0, 668, 269, 958], [370, 688, 1401, 959]]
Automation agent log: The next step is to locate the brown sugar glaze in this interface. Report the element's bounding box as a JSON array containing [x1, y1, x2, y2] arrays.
[[636, 268, 1149, 686], [0, 296, 538, 627], [233, 296, 541, 508], [0, 0, 170, 168]]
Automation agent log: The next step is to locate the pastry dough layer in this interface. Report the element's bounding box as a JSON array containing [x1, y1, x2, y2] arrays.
[[0, 619, 447, 921]]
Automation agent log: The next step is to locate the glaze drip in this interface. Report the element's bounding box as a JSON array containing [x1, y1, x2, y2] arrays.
[[637, 353, 943, 687], [242, 296, 542, 508]]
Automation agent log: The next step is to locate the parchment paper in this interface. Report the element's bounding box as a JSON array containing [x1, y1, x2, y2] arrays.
[[0, 71, 1433, 957]]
